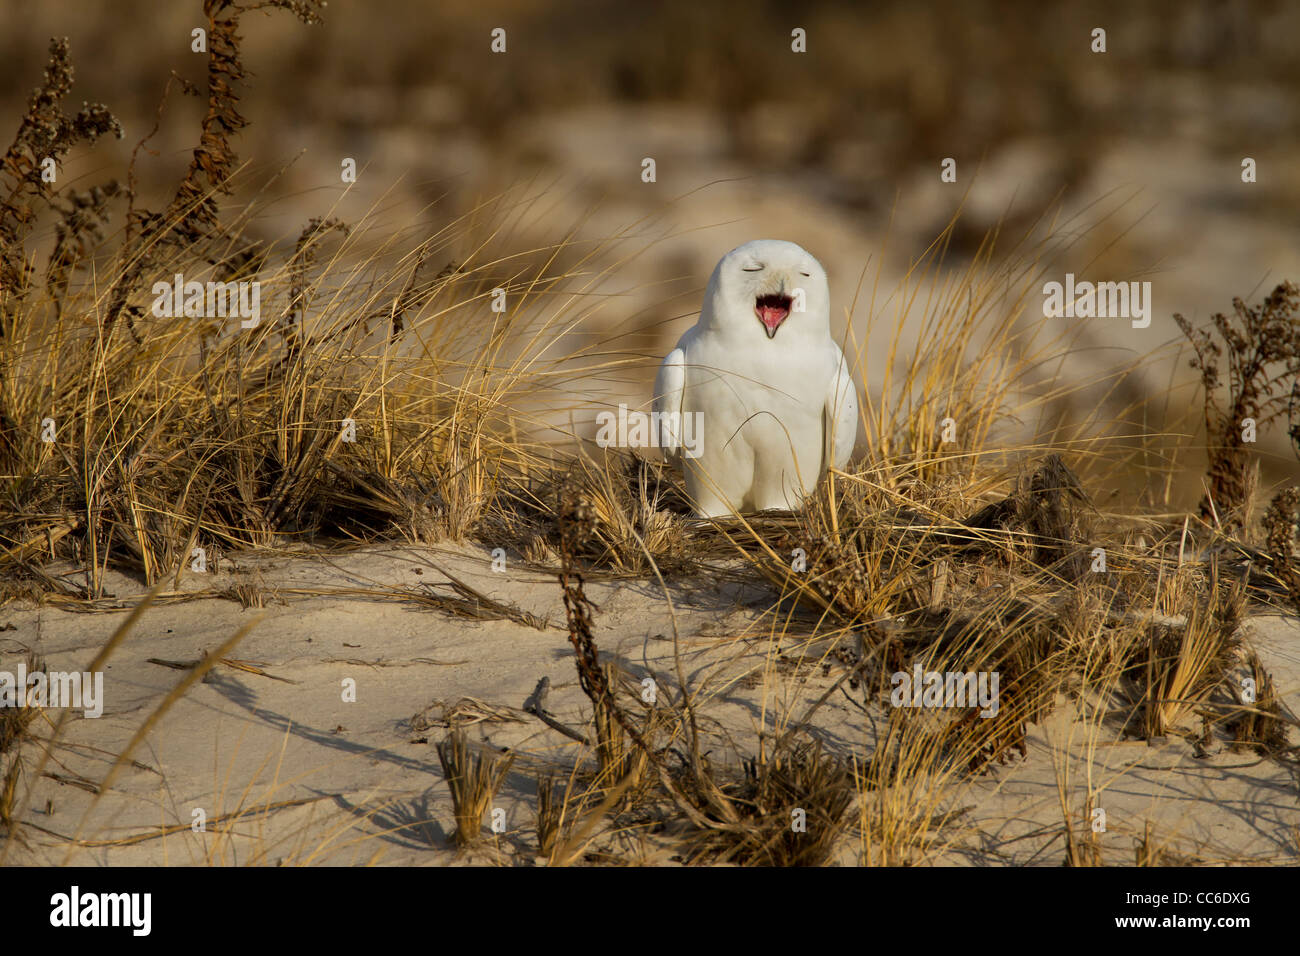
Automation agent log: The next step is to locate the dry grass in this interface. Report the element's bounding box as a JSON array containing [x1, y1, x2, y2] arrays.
[[1130, 569, 1242, 739], [1263, 486, 1300, 612], [434, 729, 514, 849], [534, 772, 564, 859], [0, 651, 39, 834], [1227, 652, 1291, 756]]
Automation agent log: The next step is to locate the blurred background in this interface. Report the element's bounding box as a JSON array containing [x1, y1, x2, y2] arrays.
[[3, 0, 1298, 499]]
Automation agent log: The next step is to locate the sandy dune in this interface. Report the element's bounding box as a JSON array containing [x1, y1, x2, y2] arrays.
[[3, 543, 1296, 865]]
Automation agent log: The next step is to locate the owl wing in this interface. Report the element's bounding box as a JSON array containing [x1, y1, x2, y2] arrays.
[[823, 342, 859, 473], [653, 347, 687, 460]]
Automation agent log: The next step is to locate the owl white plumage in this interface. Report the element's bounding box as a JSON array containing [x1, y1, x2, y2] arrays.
[[653, 239, 859, 517]]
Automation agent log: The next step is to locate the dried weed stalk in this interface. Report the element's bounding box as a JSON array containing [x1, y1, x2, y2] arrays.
[[1174, 282, 1300, 530], [0, 38, 121, 310]]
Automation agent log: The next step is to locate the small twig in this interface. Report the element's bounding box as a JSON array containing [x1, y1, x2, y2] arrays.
[[523, 677, 590, 744], [146, 655, 298, 684]]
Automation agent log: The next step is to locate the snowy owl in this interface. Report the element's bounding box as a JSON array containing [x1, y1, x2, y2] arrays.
[[653, 239, 859, 517]]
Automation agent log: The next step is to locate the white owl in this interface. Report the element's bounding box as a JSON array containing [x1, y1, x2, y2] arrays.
[[654, 240, 859, 517]]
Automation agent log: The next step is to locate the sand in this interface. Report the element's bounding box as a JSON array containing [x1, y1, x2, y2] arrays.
[[1, 542, 1297, 866]]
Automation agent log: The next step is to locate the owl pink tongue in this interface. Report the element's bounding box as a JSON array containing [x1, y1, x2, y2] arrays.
[[756, 301, 789, 337]]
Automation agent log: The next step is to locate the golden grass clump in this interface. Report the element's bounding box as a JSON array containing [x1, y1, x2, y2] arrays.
[[1227, 653, 1291, 756], [1126, 569, 1243, 739], [487, 450, 693, 576], [684, 743, 855, 866], [1063, 795, 1105, 867], [1263, 487, 1300, 612], [0, 753, 21, 834], [435, 729, 514, 849], [534, 773, 565, 859]]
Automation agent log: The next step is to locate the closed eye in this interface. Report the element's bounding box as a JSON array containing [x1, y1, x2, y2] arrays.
[[742, 266, 764, 272], [799, 271, 811, 277]]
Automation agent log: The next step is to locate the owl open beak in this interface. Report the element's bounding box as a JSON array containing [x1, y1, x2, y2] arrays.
[[755, 293, 792, 338]]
